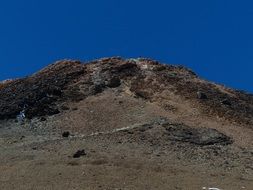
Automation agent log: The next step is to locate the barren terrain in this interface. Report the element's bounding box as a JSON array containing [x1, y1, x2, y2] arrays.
[[0, 57, 252, 190]]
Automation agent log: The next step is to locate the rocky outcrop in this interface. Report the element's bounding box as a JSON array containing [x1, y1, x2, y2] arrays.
[[164, 124, 232, 145], [0, 60, 85, 119]]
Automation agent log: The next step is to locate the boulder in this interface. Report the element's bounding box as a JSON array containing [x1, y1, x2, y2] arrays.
[[197, 91, 208, 99], [105, 77, 121, 88]]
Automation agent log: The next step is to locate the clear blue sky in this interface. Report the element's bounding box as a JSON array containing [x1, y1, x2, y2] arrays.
[[0, 0, 252, 92]]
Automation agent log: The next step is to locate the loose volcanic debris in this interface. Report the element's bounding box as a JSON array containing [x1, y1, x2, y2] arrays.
[[0, 57, 252, 126]]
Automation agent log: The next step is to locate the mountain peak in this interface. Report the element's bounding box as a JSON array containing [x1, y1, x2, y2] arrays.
[[0, 57, 252, 126], [1, 57, 253, 189]]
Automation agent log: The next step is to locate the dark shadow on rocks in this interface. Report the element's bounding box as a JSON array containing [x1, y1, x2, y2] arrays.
[[163, 124, 233, 146]]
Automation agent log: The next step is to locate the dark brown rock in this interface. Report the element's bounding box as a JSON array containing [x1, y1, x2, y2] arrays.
[[73, 149, 86, 158], [62, 131, 70, 138], [197, 91, 208, 99], [221, 99, 232, 106], [105, 77, 121, 88]]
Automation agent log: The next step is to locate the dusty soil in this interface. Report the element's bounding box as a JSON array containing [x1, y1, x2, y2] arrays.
[[0, 57, 252, 189]]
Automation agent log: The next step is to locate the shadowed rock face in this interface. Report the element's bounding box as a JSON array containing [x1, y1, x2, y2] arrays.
[[0, 60, 85, 119], [115, 117, 233, 146], [164, 124, 233, 145], [0, 57, 252, 126]]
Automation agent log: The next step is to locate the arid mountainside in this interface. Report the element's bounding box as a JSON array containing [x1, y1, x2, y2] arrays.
[[1, 57, 253, 124], [0, 57, 252, 190]]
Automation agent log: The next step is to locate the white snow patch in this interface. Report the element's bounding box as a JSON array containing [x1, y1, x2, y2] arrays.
[[202, 187, 222, 190]]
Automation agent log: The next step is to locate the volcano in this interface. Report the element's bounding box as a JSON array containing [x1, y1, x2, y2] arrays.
[[0, 57, 252, 190]]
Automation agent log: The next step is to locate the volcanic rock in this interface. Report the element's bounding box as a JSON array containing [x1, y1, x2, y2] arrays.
[[164, 124, 233, 145]]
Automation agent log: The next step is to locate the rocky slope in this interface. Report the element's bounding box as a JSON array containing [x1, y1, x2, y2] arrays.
[[1, 57, 252, 124], [0, 57, 252, 190]]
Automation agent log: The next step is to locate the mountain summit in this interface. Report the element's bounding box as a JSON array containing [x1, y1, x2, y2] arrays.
[[0, 57, 252, 189], [1, 57, 252, 124]]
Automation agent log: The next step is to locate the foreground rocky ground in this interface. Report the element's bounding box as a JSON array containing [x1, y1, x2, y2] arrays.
[[0, 57, 252, 189]]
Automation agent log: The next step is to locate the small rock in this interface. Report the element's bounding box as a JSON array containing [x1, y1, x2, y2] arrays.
[[221, 99, 231, 106], [89, 84, 103, 94], [62, 131, 70, 138], [61, 105, 70, 110], [105, 77, 121, 88], [40, 117, 46, 121], [197, 91, 208, 99], [224, 160, 229, 165], [73, 149, 86, 158], [153, 65, 167, 71]]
